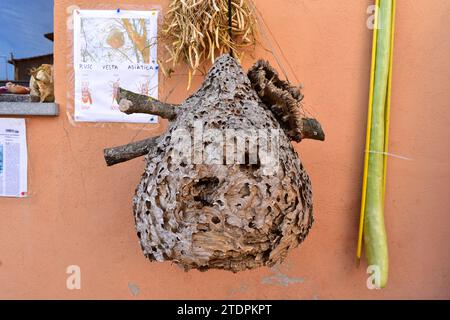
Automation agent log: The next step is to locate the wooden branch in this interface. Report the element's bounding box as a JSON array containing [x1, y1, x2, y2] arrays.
[[118, 87, 178, 120], [104, 136, 159, 166], [300, 118, 325, 141]]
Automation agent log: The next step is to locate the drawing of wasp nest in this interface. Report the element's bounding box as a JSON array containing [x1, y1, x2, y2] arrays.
[[80, 17, 152, 64], [107, 28, 125, 49]]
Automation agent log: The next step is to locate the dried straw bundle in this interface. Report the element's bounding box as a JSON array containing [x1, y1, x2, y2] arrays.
[[161, 0, 257, 87]]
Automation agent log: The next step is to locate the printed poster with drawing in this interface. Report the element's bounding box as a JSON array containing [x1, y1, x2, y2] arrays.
[[73, 9, 159, 123]]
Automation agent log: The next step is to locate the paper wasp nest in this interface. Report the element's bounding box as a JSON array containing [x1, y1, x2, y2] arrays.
[[104, 55, 324, 271]]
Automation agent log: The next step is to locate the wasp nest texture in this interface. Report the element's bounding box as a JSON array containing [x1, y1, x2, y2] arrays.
[[104, 54, 324, 272]]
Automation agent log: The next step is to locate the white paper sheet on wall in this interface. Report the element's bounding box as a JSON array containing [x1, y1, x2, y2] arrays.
[[73, 9, 159, 123], [0, 118, 27, 198]]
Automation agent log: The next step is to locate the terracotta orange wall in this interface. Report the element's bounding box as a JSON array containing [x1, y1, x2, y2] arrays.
[[0, 0, 449, 299]]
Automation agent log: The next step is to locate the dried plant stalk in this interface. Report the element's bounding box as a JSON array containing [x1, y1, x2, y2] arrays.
[[161, 0, 257, 85]]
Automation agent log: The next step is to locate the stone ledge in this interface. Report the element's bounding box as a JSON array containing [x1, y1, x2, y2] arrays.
[[0, 94, 35, 103], [0, 102, 59, 116]]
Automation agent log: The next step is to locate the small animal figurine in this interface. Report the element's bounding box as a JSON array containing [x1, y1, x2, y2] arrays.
[[29, 64, 54, 102]]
